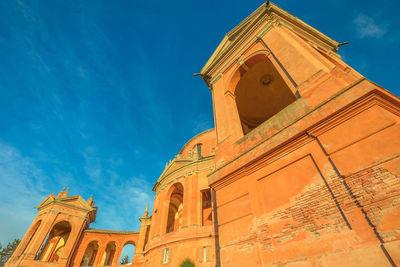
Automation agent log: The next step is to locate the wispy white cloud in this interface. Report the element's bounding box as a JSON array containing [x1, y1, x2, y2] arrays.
[[0, 138, 154, 245], [0, 0, 205, 248], [79, 146, 154, 230], [0, 141, 48, 245], [353, 14, 388, 38], [93, 176, 154, 231]]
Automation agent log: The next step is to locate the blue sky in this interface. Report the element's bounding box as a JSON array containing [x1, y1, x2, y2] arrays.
[[0, 0, 399, 253]]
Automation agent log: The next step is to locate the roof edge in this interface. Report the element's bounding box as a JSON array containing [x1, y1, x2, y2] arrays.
[[85, 229, 139, 235], [200, 1, 339, 77]]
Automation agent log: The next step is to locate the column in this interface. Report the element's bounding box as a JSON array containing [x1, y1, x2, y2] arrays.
[[112, 244, 122, 266], [189, 174, 199, 225], [23, 212, 57, 260], [182, 178, 190, 227], [158, 190, 168, 235], [224, 90, 244, 142], [94, 245, 105, 266], [72, 242, 87, 267]]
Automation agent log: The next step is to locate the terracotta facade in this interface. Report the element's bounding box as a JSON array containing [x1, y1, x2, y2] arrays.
[[6, 2, 400, 267]]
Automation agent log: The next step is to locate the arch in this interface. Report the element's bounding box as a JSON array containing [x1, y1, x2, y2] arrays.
[[36, 221, 71, 263], [229, 53, 296, 134], [166, 183, 184, 233], [18, 220, 42, 257], [80, 241, 99, 266], [118, 241, 136, 265], [123, 240, 135, 247], [101, 241, 116, 266], [226, 51, 270, 94]]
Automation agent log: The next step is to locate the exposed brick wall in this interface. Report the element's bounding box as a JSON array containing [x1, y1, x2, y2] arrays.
[[254, 179, 348, 250], [343, 165, 400, 242]]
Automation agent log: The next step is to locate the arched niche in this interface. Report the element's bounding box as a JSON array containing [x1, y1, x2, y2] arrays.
[[119, 241, 135, 265], [231, 53, 297, 135], [36, 221, 71, 263], [80, 241, 99, 266], [166, 183, 184, 233], [101, 241, 116, 266], [18, 220, 42, 257]]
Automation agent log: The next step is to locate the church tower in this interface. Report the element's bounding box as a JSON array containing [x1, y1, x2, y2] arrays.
[[5, 2, 400, 267], [6, 189, 97, 267], [200, 2, 400, 266]]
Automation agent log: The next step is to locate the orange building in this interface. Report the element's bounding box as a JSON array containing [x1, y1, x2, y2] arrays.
[[6, 2, 400, 267]]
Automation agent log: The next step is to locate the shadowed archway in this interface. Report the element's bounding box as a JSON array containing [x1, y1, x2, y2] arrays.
[[232, 54, 296, 134], [166, 183, 184, 233]]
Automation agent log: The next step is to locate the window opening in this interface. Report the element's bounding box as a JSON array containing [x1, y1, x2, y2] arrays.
[[163, 248, 169, 264], [196, 143, 202, 158], [201, 189, 212, 226]]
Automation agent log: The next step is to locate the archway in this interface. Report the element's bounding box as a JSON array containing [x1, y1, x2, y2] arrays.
[[101, 241, 116, 266], [36, 221, 71, 263], [119, 242, 135, 265], [80, 241, 99, 266], [233, 54, 296, 134], [166, 183, 184, 233]]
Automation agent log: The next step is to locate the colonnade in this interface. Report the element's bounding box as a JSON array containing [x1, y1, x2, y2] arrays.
[[73, 231, 139, 267]]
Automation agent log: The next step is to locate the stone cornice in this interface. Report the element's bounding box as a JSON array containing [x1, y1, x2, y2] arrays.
[[144, 225, 215, 253], [139, 215, 152, 223], [152, 128, 216, 192], [201, 3, 267, 78], [153, 155, 215, 192], [84, 229, 139, 235], [200, 1, 339, 79], [37, 196, 96, 213]]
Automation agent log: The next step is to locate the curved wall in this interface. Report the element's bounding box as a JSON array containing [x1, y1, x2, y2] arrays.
[[144, 129, 217, 266]]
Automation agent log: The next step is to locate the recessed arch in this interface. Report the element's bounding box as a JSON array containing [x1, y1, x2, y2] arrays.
[[80, 241, 99, 266], [36, 221, 71, 263], [101, 241, 116, 266], [243, 52, 269, 68], [166, 183, 184, 233], [226, 51, 270, 94], [230, 53, 296, 134], [123, 240, 135, 246]]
